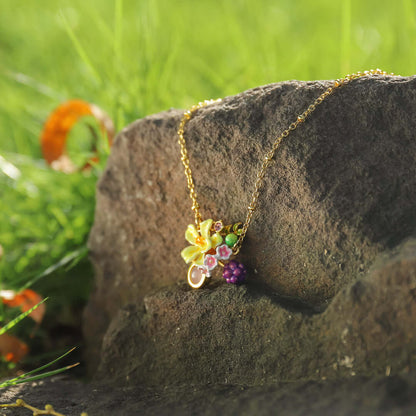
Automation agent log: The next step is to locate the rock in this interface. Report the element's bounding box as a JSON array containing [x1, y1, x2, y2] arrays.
[[1, 373, 416, 416], [85, 75, 416, 373], [96, 238, 416, 386]]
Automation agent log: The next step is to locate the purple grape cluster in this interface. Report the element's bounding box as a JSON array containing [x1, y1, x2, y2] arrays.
[[222, 260, 247, 284]]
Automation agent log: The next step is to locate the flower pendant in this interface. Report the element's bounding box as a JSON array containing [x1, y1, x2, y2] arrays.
[[181, 219, 247, 288]]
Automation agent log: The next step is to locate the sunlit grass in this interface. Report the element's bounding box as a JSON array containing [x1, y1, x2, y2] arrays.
[[1, 0, 414, 157], [0, 153, 99, 289]]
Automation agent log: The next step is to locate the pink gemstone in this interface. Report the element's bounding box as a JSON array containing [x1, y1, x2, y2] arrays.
[[191, 267, 203, 284], [214, 221, 223, 232], [188, 266, 207, 288]]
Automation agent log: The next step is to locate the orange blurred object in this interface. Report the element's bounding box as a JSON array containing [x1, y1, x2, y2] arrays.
[[0, 289, 45, 363], [1, 289, 46, 324], [0, 333, 29, 363], [40, 99, 114, 171]]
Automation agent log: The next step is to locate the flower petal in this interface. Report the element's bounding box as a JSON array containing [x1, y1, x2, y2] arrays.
[[185, 224, 199, 245], [181, 245, 201, 263], [199, 238, 212, 253], [193, 253, 204, 266], [204, 254, 218, 271], [216, 244, 233, 260], [210, 233, 223, 248], [199, 219, 213, 239]]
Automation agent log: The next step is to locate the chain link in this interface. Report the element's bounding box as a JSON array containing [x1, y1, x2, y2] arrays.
[[177, 99, 222, 226], [177, 69, 393, 254]]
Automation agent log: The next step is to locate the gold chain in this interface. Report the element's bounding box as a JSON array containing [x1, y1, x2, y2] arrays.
[[177, 99, 222, 226], [177, 69, 393, 255]]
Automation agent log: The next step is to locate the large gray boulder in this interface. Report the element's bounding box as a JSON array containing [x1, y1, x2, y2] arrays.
[[84, 75, 416, 378], [97, 238, 416, 386]]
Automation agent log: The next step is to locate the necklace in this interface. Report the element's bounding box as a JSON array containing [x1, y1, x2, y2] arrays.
[[178, 69, 392, 289]]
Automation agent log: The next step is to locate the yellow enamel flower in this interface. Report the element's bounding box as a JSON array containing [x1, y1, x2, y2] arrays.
[[181, 219, 223, 266]]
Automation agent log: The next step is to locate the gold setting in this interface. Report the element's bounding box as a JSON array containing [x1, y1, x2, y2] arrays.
[[187, 264, 209, 289]]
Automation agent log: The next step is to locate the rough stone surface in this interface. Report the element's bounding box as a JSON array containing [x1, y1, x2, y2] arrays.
[[85, 75, 416, 372], [96, 238, 416, 386], [1, 373, 416, 416]]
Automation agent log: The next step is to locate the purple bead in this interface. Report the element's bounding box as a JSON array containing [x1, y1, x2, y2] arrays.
[[223, 270, 232, 279], [222, 261, 247, 284], [229, 261, 238, 270]]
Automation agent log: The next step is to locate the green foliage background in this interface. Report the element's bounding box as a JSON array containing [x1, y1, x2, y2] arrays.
[[0, 0, 415, 357], [1, 0, 415, 156]]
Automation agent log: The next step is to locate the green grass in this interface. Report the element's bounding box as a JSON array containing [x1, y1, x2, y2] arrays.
[[0, 154, 98, 289], [1, 0, 415, 156], [0, 0, 414, 368], [0, 346, 78, 388]]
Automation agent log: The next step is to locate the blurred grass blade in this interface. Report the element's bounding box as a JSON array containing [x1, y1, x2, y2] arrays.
[[2, 69, 64, 100], [0, 154, 21, 180], [341, 0, 352, 74], [64, 246, 89, 271], [114, 0, 123, 61], [1, 348, 77, 386], [58, 10, 102, 84], [0, 363, 80, 388], [22, 246, 88, 290], [0, 298, 48, 335]]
